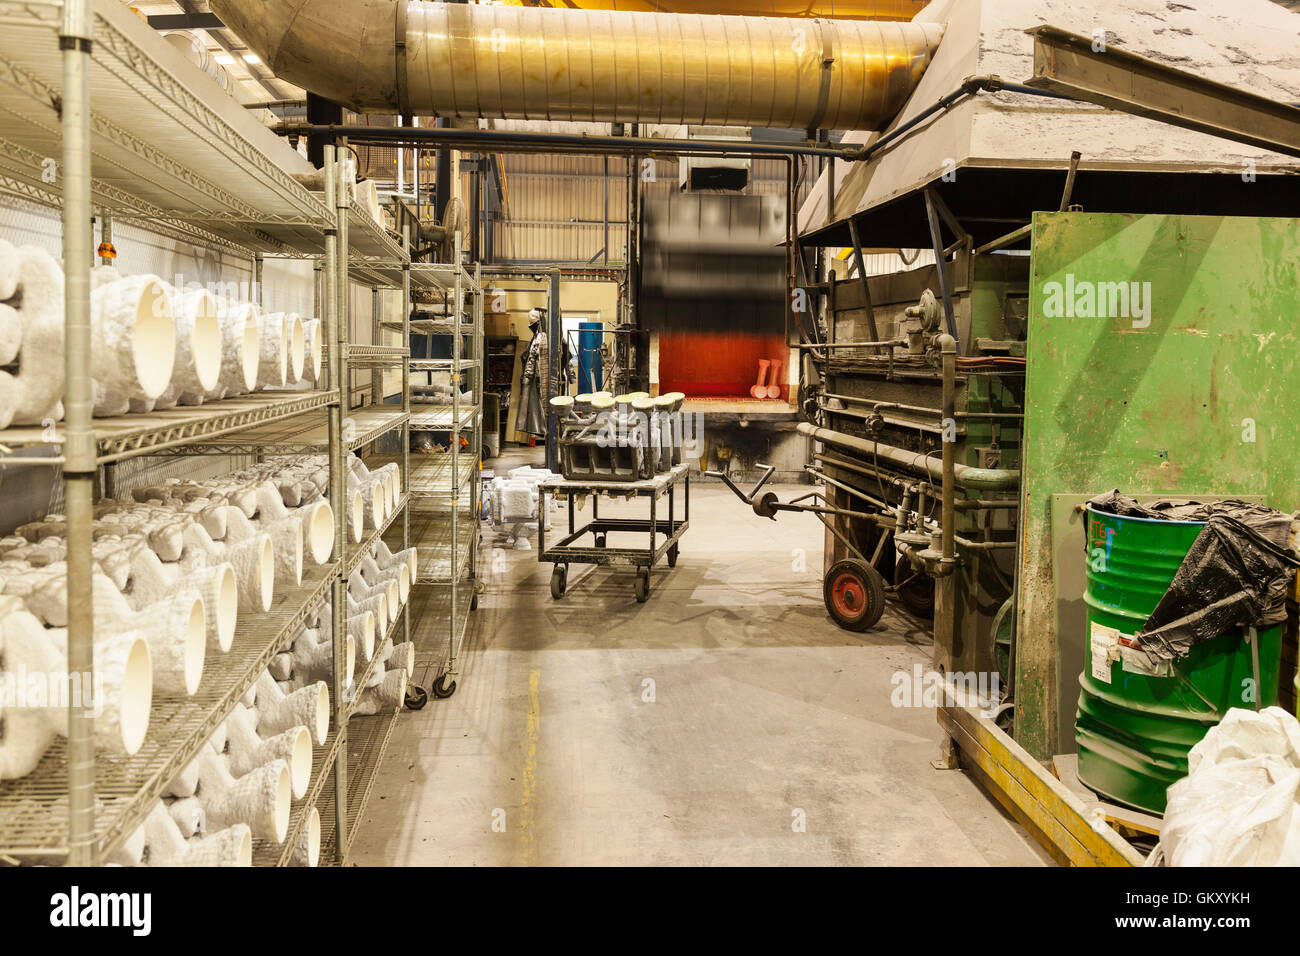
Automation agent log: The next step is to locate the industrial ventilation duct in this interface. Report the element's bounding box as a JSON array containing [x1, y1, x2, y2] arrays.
[[209, 0, 943, 131]]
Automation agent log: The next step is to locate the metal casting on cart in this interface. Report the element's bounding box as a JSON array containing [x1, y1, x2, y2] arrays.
[[538, 464, 690, 604]]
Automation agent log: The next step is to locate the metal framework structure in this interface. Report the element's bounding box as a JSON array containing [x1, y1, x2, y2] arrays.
[[405, 241, 482, 699], [0, 0, 413, 866]]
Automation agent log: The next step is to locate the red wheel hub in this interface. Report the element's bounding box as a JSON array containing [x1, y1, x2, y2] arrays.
[[831, 572, 865, 618]]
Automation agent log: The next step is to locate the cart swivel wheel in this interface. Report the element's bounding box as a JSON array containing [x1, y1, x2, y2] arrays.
[[550, 564, 567, 600], [823, 558, 886, 632], [594, 534, 607, 548], [404, 683, 429, 710], [470, 592, 479, 611], [634, 567, 650, 603], [667, 544, 679, 568], [431, 674, 458, 699]]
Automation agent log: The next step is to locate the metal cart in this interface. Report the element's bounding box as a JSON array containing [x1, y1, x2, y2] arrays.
[[539, 463, 691, 602]]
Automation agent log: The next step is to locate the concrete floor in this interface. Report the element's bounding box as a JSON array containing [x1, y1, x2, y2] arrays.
[[351, 450, 1049, 866]]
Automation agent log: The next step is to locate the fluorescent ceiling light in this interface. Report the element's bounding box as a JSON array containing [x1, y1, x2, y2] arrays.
[[242, 53, 261, 63], [213, 53, 235, 65]]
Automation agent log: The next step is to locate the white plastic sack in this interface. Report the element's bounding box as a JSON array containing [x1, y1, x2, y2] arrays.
[[1152, 706, 1300, 866]]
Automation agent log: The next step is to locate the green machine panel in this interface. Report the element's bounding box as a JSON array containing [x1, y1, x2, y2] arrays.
[[1015, 211, 1300, 760]]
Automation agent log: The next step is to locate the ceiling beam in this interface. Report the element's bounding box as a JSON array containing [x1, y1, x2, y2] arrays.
[[146, 12, 224, 29], [1026, 25, 1300, 159]]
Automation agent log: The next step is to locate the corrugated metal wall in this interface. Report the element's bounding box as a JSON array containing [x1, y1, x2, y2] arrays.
[[472, 152, 802, 264]]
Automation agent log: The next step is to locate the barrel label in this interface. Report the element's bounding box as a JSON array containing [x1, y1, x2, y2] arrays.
[[1119, 644, 1172, 678], [1090, 622, 1119, 683]]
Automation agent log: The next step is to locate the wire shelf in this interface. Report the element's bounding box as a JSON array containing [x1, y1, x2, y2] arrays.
[[0, 565, 335, 862], [409, 405, 479, 431], [316, 706, 399, 865], [366, 452, 476, 500], [346, 344, 410, 366], [409, 358, 478, 371], [409, 505, 478, 585], [174, 406, 407, 455], [345, 492, 410, 575], [345, 603, 409, 722], [0, 0, 330, 255], [0, 391, 336, 465], [250, 723, 340, 868]]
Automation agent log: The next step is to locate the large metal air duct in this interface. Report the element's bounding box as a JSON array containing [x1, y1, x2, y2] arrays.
[[209, 0, 943, 130]]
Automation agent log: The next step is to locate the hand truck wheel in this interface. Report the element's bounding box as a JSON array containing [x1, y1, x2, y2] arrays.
[[823, 558, 886, 632], [550, 564, 567, 599], [634, 566, 650, 603], [431, 673, 458, 699]]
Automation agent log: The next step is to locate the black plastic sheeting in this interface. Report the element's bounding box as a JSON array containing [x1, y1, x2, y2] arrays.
[[1087, 491, 1300, 662]]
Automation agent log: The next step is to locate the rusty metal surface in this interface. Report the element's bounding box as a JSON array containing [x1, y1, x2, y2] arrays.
[[1014, 210, 1300, 759]]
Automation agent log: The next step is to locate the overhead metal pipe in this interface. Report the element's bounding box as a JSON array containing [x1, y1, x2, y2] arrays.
[[283, 123, 858, 160], [211, 0, 942, 131]]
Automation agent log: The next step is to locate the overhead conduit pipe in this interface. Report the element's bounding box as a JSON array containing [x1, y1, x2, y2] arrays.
[[208, 0, 943, 130], [797, 422, 1020, 492]]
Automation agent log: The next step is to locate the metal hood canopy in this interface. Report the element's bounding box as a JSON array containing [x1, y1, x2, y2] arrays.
[[799, 0, 1300, 247], [209, 0, 942, 130]]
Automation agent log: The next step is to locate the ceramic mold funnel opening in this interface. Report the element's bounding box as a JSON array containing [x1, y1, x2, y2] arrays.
[[185, 289, 223, 393], [287, 313, 305, 382], [287, 725, 312, 798], [257, 535, 274, 612], [182, 597, 207, 696], [130, 278, 177, 398], [239, 308, 260, 392], [349, 490, 363, 543], [117, 636, 153, 755], [213, 564, 238, 652], [305, 500, 335, 564]]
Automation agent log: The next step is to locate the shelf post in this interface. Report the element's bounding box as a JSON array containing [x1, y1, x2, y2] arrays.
[[324, 142, 349, 864], [401, 225, 411, 649], [471, 260, 481, 583], [448, 231, 461, 684], [370, 286, 382, 407], [60, 0, 96, 868]]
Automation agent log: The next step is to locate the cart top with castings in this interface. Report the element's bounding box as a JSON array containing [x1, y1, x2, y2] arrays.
[[538, 462, 691, 496]]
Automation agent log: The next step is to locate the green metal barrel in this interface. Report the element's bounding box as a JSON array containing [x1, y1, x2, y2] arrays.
[[1076, 506, 1281, 814]]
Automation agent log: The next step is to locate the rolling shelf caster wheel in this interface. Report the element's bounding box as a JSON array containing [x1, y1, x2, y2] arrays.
[[634, 567, 650, 603], [667, 544, 679, 568], [404, 683, 429, 710], [594, 534, 607, 548], [823, 558, 886, 632], [431, 674, 457, 699], [550, 564, 567, 599]]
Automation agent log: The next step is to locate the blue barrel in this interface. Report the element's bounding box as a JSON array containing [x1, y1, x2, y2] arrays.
[[578, 322, 604, 394]]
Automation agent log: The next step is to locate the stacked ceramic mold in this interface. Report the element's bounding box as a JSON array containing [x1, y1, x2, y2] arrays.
[[248, 452, 402, 545], [116, 665, 332, 867], [269, 538, 417, 712], [0, 466, 338, 864], [551, 391, 686, 482], [0, 241, 324, 429]]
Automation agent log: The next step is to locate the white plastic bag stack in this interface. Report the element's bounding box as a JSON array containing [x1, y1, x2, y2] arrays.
[[1151, 706, 1300, 866]]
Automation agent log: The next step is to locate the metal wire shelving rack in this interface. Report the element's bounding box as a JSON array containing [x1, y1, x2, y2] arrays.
[[0, 0, 410, 866], [402, 242, 482, 700]]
